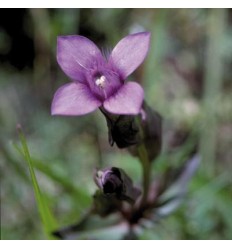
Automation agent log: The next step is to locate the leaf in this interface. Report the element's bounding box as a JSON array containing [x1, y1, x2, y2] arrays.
[[17, 125, 57, 239], [13, 144, 91, 210], [153, 154, 200, 219]]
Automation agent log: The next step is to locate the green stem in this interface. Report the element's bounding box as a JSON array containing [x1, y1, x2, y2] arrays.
[[137, 143, 151, 206], [135, 117, 152, 206]]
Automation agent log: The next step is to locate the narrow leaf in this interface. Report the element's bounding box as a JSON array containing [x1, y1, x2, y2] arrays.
[[17, 125, 57, 239]]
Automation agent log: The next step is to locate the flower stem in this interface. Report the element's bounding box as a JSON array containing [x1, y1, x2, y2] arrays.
[[137, 143, 151, 206], [135, 117, 152, 207]]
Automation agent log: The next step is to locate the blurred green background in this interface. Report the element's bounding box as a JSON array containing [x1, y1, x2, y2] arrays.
[[0, 9, 232, 240]]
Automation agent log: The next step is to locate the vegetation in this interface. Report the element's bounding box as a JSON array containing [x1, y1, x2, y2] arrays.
[[1, 9, 232, 239]]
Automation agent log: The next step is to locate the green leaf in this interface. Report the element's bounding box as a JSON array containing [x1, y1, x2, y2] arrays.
[[17, 125, 57, 239], [13, 144, 91, 210]]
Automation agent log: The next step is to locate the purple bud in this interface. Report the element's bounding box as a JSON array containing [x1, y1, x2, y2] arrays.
[[101, 169, 123, 194], [94, 167, 141, 204]]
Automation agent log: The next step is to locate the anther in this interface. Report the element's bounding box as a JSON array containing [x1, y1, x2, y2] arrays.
[[95, 75, 106, 88]]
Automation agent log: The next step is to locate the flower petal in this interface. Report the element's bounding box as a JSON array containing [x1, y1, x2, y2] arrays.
[[57, 35, 104, 82], [109, 32, 151, 79], [51, 82, 102, 116], [103, 82, 144, 115]]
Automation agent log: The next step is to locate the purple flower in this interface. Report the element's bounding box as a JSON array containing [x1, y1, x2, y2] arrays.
[[51, 32, 151, 116]]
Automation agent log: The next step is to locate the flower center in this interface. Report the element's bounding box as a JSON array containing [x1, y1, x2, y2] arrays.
[[86, 65, 123, 101], [95, 75, 106, 88]]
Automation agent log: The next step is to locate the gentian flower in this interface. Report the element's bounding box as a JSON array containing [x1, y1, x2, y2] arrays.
[[51, 32, 151, 116]]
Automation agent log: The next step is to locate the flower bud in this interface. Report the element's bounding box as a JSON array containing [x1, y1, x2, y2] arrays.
[[94, 167, 141, 204]]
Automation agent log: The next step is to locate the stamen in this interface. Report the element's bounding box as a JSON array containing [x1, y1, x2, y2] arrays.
[[95, 75, 106, 88]]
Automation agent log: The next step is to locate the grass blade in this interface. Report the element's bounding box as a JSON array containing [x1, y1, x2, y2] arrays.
[[13, 143, 91, 209], [17, 124, 57, 239]]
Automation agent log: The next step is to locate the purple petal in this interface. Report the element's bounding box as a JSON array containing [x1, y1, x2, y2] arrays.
[[109, 32, 151, 79], [51, 82, 102, 116], [103, 82, 144, 115], [57, 35, 104, 82]]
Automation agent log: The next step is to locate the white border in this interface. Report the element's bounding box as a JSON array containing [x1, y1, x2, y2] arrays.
[[0, 0, 232, 8], [0, 240, 232, 247]]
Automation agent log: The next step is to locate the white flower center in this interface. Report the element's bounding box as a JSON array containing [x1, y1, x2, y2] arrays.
[[95, 75, 106, 88]]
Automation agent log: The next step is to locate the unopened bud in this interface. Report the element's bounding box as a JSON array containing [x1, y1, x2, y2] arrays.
[[94, 167, 141, 204]]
